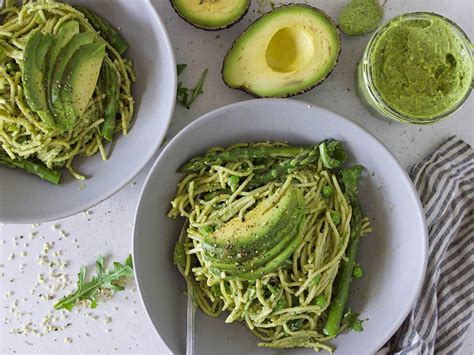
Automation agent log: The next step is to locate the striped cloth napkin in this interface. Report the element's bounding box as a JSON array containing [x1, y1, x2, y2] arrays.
[[386, 137, 474, 354]]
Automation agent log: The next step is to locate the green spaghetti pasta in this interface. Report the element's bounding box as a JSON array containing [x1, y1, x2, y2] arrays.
[[0, 0, 135, 182], [169, 142, 371, 353]]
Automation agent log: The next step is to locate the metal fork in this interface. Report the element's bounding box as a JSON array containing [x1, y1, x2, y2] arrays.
[[176, 221, 196, 355]]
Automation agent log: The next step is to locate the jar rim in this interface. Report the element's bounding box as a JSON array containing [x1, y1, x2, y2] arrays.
[[361, 12, 473, 125]]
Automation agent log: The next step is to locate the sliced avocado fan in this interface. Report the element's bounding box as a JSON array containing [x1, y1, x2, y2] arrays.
[[222, 4, 341, 97], [170, 0, 250, 30], [202, 184, 306, 280], [22, 21, 106, 131]]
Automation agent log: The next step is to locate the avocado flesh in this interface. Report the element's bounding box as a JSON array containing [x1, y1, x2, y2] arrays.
[[61, 42, 106, 121], [222, 4, 341, 97], [171, 0, 250, 30], [204, 205, 301, 267], [50, 32, 95, 129], [203, 185, 302, 259], [234, 216, 306, 280], [22, 31, 55, 127], [206, 204, 305, 275], [46, 21, 80, 116]]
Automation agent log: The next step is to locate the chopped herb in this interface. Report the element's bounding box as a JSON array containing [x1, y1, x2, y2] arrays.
[[176, 64, 208, 109], [287, 318, 303, 331], [342, 310, 365, 332], [54, 255, 133, 311]]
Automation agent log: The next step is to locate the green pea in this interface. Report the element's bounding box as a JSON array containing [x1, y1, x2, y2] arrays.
[[228, 175, 240, 187], [353, 265, 363, 279], [322, 185, 333, 198], [330, 211, 341, 226]]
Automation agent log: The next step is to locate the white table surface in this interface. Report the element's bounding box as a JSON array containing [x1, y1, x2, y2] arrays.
[[1, 0, 473, 354]]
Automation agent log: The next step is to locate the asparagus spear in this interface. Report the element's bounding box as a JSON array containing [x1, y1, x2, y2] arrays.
[[200, 145, 320, 200], [100, 58, 120, 142], [178, 145, 305, 173], [0, 152, 61, 184], [323, 165, 364, 337], [75, 6, 129, 54], [247, 144, 320, 189]]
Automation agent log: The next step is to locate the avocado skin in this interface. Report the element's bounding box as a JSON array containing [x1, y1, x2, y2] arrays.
[[203, 185, 303, 260], [169, 0, 250, 31], [221, 4, 341, 98], [22, 31, 55, 127]]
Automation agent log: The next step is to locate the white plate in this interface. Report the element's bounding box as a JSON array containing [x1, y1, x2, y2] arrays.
[[133, 99, 428, 355], [0, 0, 176, 223]]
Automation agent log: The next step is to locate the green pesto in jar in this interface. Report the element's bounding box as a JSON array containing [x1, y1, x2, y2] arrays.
[[370, 15, 472, 119]]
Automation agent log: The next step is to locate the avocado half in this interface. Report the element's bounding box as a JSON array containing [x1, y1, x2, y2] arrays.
[[222, 4, 341, 97], [170, 0, 250, 31]]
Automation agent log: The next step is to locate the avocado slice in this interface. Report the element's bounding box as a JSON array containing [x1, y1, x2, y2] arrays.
[[45, 21, 80, 115], [60, 42, 106, 122], [203, 185, 303, 259], [170, 0, 250, 30], [22, 30, 55, 127], [222, 4, 341, 97], [49, 32, 95, 129]]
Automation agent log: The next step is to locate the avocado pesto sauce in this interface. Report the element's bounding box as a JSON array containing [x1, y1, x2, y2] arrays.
[[358, 12, 472, 124]]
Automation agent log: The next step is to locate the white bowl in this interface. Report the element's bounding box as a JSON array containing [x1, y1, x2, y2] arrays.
[[0, 0, 176, 223], [133, 99, 428, 355]]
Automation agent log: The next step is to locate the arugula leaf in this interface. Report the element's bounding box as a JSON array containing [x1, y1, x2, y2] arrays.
[[176, 63, 187, 76], [176, 64, 208, 109], [319, 140, 348, 169], [54, 255, 133, 311], [342, 309, 366, 332]]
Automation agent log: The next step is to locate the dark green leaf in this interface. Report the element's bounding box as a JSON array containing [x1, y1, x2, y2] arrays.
[[342, 310, 365, 332], [339, 165, 364, 202], [176, 66, 208, 109], [177, 64, 187, 76], [53, 255, 133, 311], [319, 141, 347, 169], [287, 318, 303, 331]]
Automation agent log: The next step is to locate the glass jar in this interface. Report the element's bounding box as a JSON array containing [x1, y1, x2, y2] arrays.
[[357, 12, 473, 124]]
